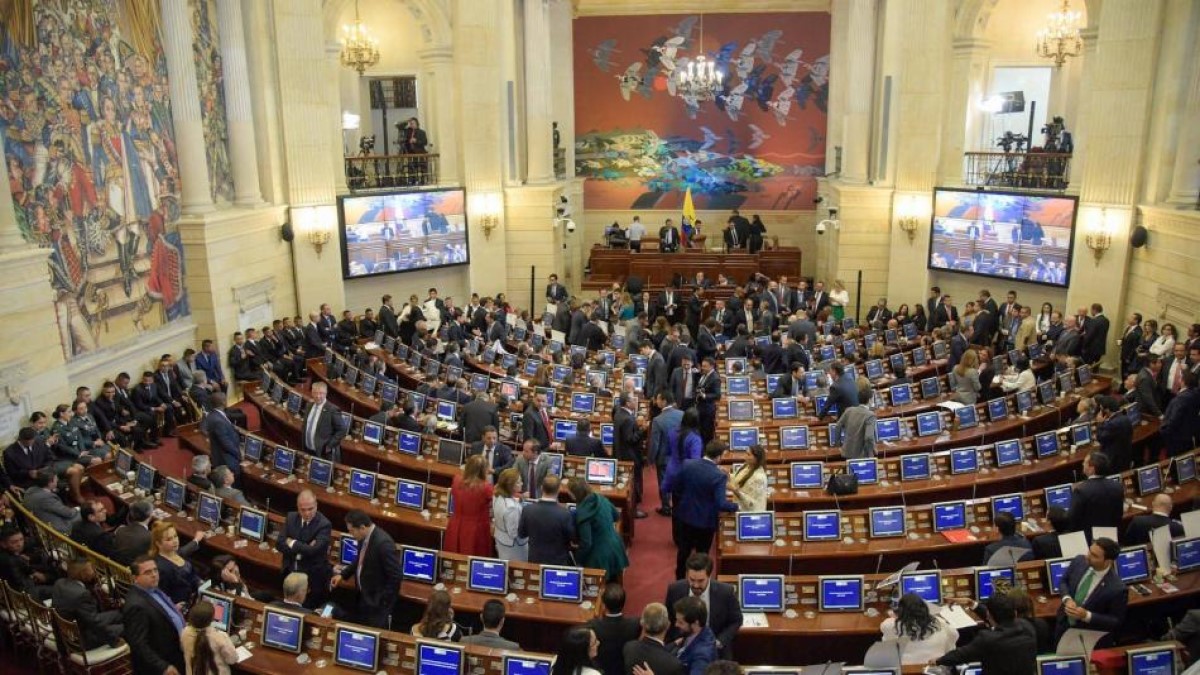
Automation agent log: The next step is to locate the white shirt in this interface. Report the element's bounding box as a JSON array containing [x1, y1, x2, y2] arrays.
[[628, 221, 645, 241]]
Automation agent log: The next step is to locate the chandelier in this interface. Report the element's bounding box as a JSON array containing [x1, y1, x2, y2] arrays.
[[340, 0, 380, 75], [674, 16, 723, 101], [1035, 0, 1082, 68]]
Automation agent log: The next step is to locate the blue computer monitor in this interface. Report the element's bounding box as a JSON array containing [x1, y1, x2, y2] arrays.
[[539, 565, 584, 603], [932, 501, 967, 532], [875, 418, 902, 443], [381, 383, 399, 404], [730, 427, 760, 452], [1176, 454, 1198, 484], [804, 510, 842, 541], [818, 576, 864, 612], [899, 571, 942, 604], [819, 344, 836, 361], [865, 360, 884, 380], [975, 567, 1015, 600], [1057, 372, 1074, 395], [995, 440, 1024, 468], [1077, 364, 1094, 386], [402, 546, 438, 583], [334, 625, 380, 672], [1126, 646, 1176, 675], [339, 537, 359, 566], [163, 478, 186, 511], [1117, 546, 1151, 583], [600, 424, 614, 446], [348, 470, 377, 500], [396, 430, 422, 456], [116, 449, 134, 475], [766, 374, 784, 395], [360, 375, 377, 396], [842, 340, 857, 357], [847, 458, 879, 485], [991, 493, 1024, 521], [736, 511, 776, 542], [303, 457, 331, 488], [1015, 390, 1035, 415], [1039, 381, 1057, 406], [135, 463, 156, 492], [827, 423, 843, 448], [950, 447, 979, 474], [523, 359, 541, 378], [987, 398, 1009, 422], [1034, 432, 1060, 458], [1044, 484, 1073, 511], [869, 506, 906, 538], [772, 398, 798, 419], [416, 641, 464, 675], [272, 447, 295, 475], [727, 400, 756, 422], [437, 438, 465, 466], [467, 557, 508, 595], [243, 437, 263, 462], [197, 492, 222, 526], [199, 590, 233, 632], [727, 376, 751, 396], [362, 421, 384, 446], [286, 392, 302, 415], [585, 457, 617, 485], [890, 384, 913, 407], [261, 608, 305, 654], [1045, 557, 1072, 594], [502, 655, 553, 675], [1136, 465, 1163, 496], [545, 453, 564, 478], [550, 365, 571, 385], [1071, 424, 1092, 446], [1175, 537, 1200, 572], [436, 400, 457, 421], [780, 426, 810, 450], [410, 392, 427, 413], [238, 507, 268, 542], [955, 405, 979, 429], [900, 453, 932, 481], [571, 392, 597, 414], [738, 574, 786, 612], [919, 377, 940, 400], [554, 419, 579, 442], [889, 352, 906, 373], [395, 479, 426, 510], [916, 411, 942, 437], [790, 462, 824, 489], [1036, 655, 1086, 675]]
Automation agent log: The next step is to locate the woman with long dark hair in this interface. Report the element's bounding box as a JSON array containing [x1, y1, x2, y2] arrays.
[[411, 589, 463, 641], [731, 445, 769, 511], [879, 593, 959, 665], [568, 479, 628, 582], [552, 626, 601, 675], [181, 601, 238, 675]]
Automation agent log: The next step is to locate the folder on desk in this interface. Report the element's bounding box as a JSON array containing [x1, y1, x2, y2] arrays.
[[742, 612, 769, 628], [941, 529, 973, 544]]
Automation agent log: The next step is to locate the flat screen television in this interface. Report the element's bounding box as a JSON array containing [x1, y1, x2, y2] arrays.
[[334, 625, 380, 672], [261, 608, 305, 654], [339, 187, 470, 278], [899, 571, 942, 604], [927, 187, 1078, 288], [738, 574, 786, 612]]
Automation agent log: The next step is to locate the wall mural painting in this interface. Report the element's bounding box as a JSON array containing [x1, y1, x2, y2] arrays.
[[574, 13, 830, 212], [1, 1, 190, 360], [190, 0, 233, 203]]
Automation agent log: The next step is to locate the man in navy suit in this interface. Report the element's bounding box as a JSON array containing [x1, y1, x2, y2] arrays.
[[195, 339, 227, 392], [303, 382, 349, 462], [564, 419, 606, 458], [649, 392, 683, 516], [523, 393, 553, 450], [467, 426, 514, 482], [204, 392, 242, 481], [1055, 538, 1128, 647], [334, 510, 401, 629], [518, 475, 576, 566], [694, 357, 721, 443], [818, 361, 858, 420], [1068, 451, 1125, 537], [670, 441, 738, 580], [276, 490, 332, 608], [1123, 493, 1184, 545], [949, 326, 971, 370]]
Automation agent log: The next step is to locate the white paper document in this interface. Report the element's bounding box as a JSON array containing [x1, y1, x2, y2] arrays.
[[742, 612, 769, 628], [1182, 509, 1200, 538], [1059, 531, 1089, 559], [1091, 526, 1118, 543], [939, 604, 980, 630], [1055, 628, 1107, 658], [235, 646, 254, 663]]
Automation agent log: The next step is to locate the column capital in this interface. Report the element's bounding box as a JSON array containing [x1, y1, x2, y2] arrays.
[[418, 46, 454, 63], [951, 37, 991, 54]]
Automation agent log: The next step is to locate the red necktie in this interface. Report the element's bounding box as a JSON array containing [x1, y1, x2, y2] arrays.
[[1174, 365, 1184, 394]]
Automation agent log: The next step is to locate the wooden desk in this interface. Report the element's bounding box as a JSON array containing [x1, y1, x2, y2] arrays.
[[585, 246, 801, 286]]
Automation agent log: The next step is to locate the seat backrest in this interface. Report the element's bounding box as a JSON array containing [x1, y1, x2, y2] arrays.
[[52, 608, 85, 656]]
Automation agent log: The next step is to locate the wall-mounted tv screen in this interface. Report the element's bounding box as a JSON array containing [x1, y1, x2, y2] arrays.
[[927, 187, 1078, 288], [339, 187, 469, 278]]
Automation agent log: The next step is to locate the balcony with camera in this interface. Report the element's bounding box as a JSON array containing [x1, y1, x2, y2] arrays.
[[964, 113, 1073, 192], [344, 152, 441, 192]]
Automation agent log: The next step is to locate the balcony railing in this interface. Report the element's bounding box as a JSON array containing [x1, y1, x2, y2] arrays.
[[964, 151, 1072, 191], [345, 153, 440, 192]]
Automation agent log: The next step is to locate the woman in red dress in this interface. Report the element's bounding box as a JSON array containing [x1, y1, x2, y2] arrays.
[[444, 454, 495, 556]]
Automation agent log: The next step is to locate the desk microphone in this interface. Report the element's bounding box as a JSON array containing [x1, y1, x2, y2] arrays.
[[818, 660, 833, 675], [874, 553, 884, 576]]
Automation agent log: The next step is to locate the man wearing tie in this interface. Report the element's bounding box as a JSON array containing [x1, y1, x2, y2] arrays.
[[195, 339, 227, 392], [1054, 538, 1127, 646], [546, 273, 569, 305], [122, 557, 186, 675], [522, 394, 553, 450], [659, 287, 679, 324], [334, 510, 401, 629], [694, 358, 721, 444], [513, 439, 553, 499], [277, 490, 332, 608], [659, 219, 681, 253], [467, 426, 514, 482], [204, 393, 241, 480], [303, 382, 349, 463], [722, 221, 740, 252], [613, 394, 648, 518]]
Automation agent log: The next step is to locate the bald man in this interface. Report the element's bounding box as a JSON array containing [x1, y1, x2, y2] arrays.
[[1123, 493, 1184, 545], [275, 490, 333, 608]]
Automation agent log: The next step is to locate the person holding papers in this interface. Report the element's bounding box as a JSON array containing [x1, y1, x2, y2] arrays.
[[879, 593, 959, 665], [1054, 538, 1128, 646], [934, 593, 1037, 675]]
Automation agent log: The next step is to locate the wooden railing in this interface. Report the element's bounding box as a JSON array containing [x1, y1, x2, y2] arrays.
[[964, 150, 1072, 191], [344, 153, 440, 191]]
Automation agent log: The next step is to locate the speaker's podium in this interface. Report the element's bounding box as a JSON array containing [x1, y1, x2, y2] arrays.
[[584, 243, 801, 290]]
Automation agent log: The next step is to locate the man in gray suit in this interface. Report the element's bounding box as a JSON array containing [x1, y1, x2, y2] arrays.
[[462, 600, 521, 650], [641, 340, 668, 404], [513, 439, 555, 499], [649, 392, 683, 516], [517, 475, 575, 566], [23, 471, 80, 535], [53, 558, 123, 649], [112, 500, 154, 565], [303, 382, 349, 462]]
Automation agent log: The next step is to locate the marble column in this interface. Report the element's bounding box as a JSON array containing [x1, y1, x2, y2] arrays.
[[523, 0, 555, 184], [215, 0, 263, 206], [839, 0, 876, 184], [326, 42, 349, 196], [1167, 44, 1200, 205], [419, 47, 460, 186], [160, 0, 215, 214], [938, 38, 990, 186]]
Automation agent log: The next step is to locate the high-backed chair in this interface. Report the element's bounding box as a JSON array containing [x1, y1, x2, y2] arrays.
[[52, 609, 132, 675]]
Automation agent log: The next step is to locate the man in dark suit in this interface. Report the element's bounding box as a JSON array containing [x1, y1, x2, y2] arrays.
[[936, 592, 1037, 675], [204, 392, 242, 479], [932, 294, 959, 330], [578, 317, 607, 351], [1162, 369, 1200, 456], [112, 500, 154, 566], [467, 426, 514, 481], [972, 307, 997, 348], [565, 419, 606, 457], [71, 501, 117, 559], [3, 426, 53, 489], [518, 475, 576, 565], [694, 357, 721, 443], [276, 490, 333, 608], [670, 442, 738, 580], [641, 341, 668, 402], [669, 356, 697, 411], [53, 558, 122, 649], [588, 583, 642, 675], [866, 300, 892, 329], [926, 286, 942, 321], [1119, 312, 1144, 376], [462, 393, 500, 444], [1053, 315, 1083, 357], [1032, 507, 1070, 560], [649, 392, 683, 516], [659, 219, 681, 253], [379, 295, 400, 337], [664, 553, 743, 659], [303, 382, 349, 462], [695, 320, 719, 364], [1068, 452, 1125, 537], [131, 370, 176, 438], [1055, 538, 1128, 645], [335, 510, 402, 629], [0, 525, 53, 599], [624, 603, 684, 675], [818, 362, 858, 420], [1124, 493, 1184, 545], [1081, 303, 1110, 366], [1095, 396, 1133, 471], [523, 394, 553, 450], [123, 556, 186, 675], [303, 312, 326, 359], [613, 394, 648, 518], [1133, 357, 1165, 417], [545, 273, 569, 305], [721, 221, 741, 252], [981, 512, 1033, 565], [949, 327, 971, 369], [271, 572, 317, 613]]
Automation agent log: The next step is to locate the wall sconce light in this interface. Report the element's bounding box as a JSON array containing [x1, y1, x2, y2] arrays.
[[473, 193, 503, 241], [895, 196, 924, 244], [1085, 207, 1113, 265], [309, 229, 331, 257], [291, 205, 337, 258]]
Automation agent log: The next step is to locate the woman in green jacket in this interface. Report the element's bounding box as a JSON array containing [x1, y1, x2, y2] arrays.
[[568, 479, 628, 582]]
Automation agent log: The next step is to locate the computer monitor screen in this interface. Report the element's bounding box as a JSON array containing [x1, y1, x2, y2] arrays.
[[600, 423, 614, 446], [1034, 432, 1060, 458], [539, 565, 584, 603], [912, 347, 928, 367], [199, 590, 233, 632], [272, 447, 295, 475], [1027, 343, 1044, 360], [571, 392, 596, 414], [771, 398, 798, 419], [437, 438, 464, 465], [436, 400, 457, 421], [818, 576, 864, 612], [738, 574, 786, 612], [730, 427, 760, 452], [1016, 390, 1034, 415], [995, 440, 1024, 467], [270, 380, 287, 404], [1044, 484, 1073, 511], [545, 453, 564, 478], [116, 449, 134, 474], [932, 501, 967, 531], [842, 340, 857, 357], [876, 418, 902, 443], [814, 395, 839, 418], [1037, 655, 1086, 675], [950, 448, 979, 474], [955, 405, 978, 429], [261, 608, 304, 654], [920, 377, 940, 399], [864, 360, 884, 380], [390, 431, 420, 458], [975, 567, 1015, 600], [901, 453, 932, 481], [736, 511, 775, 542], [827, 423, 843, 448], [899, 571, 942, 604], [1174, 537, 1200, 572], [348, 470, 377, 500], [402, 546, 438, 583], [360, 375, 377, 396], [346, 368, 361, 388], [410, 391, 427, 413], [334, 626, 380, 671], [790, 462, 823, 489], [991, 493, 1024, 521], [1077, 364, 1093, 386], [1117, 546, 1151, 583], [916, 411, 942, 437], [395, 479, 426, 510], [932, 341, 949, 360], [554, 419, 579, 442], [416, 641, 464, 675], [1057, 372, 1074, 395], [339, 537, 359, 566], [197, 492, 222, 526], [585, 457, 617, 485], [727, 400, 756, 422], [238, 507, 267, 542], [286, 392, 302, 415], [1070, 424, 1092, 446], [499, 380, 520, 401], [869, 506, 906, 538], [1176, 454, 1197, 483], [889, 352, 906, 373], [623, 374, 644, 392], [725, 358, 747, 375], [467, 557, 508, 594], [381, 383, 399, 404], [163, 478, 186, 511], [1039, 381, 1057, 406], [136, 463, 156, 492], [727, 377, 751, 396], [362, 421, 384, 446], [551, 365, 572, 384], [1127, 647, 1175, 675], [847, 458, 879, 485], [890, 384, 913, 407], [1136, 465, 1163, 496], [243, 437, 263, 462], [778, 425, 810, 451], [819, 344, 836, 361], [301, 456, 331, 488], [766, 374, 784, 394], [1045, 557, 1072, 594], [424, 360, 441, 378], [987, 398, 1009, 422], [804, 510, 842, 541], [503, 655, 553, 675]]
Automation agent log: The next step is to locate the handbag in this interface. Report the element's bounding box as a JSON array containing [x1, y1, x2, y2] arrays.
[[826, 469, 859, 496]]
